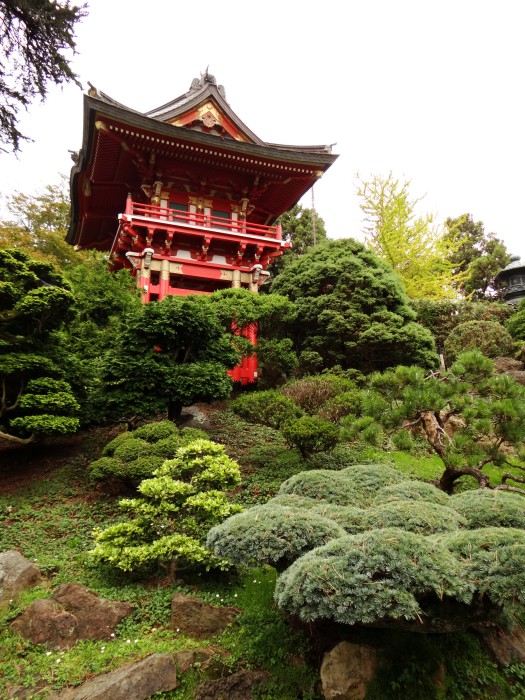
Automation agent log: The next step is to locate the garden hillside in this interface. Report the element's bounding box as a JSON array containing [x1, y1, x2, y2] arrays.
[[1, 203, 525, 698], [1, 399, 525, 699]]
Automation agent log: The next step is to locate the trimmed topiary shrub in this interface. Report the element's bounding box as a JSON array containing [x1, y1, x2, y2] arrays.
[[281, 416, 340, 457], [444, 320, 514, 363], [208, 464, 525, 632], [278, 470, 362, 506], [206, 504, 347, 571], [273, 528, 470, 625], [374, 481, 451, 506], [133, 420, 179, 442], [437, 527, 525, 604], [101, 431, 136, 456], [317, 389, 363, 423], [231, 390, 303, 430], [450, 489, 525, 529], [361, 500, 466, 535], [112, 438, 149, 463]]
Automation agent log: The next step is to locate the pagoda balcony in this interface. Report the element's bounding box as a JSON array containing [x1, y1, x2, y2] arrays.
[[118, 199, 282, 241]]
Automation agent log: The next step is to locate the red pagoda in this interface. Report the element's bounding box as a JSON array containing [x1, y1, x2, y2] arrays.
[[67, 71, 338, 382]]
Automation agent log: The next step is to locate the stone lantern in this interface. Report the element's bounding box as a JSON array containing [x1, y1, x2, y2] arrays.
[[495, 255, 525, 305]]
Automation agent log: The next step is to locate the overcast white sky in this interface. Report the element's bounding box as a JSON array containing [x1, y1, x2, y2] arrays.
[[1, 0, 524, 258]]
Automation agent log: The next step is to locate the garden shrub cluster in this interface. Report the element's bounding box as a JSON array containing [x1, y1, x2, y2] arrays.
[[208, 465, 525, 631], [91, 438, 242, 575], [88, 420, 208, 486]]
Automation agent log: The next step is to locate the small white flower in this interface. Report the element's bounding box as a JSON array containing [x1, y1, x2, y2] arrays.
[[46, 651, 52, 657], [134, 639, 138, 644], [234, 594, 238, 598], [110, 633, 115, 637], [126, 639, 131, 644], [216, 594, 219, 598], [176, 628, 180, 632], [55, 658, 61, 664]]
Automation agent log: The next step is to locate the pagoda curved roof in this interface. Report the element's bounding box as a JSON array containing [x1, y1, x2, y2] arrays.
[[67, 73, 338, 249]]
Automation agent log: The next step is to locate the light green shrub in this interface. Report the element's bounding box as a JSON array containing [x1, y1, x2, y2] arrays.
[[361, 500, 466, 535], [278, 470, 361, 506], [281, 375, 357, 415], [90, 439, 242, 575], [101, 431, 136, 456], [374, 481, 450, 506], [133, 420, 179, 442]]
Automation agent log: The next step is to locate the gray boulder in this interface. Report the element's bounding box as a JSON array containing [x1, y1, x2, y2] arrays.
[[0, 550, 42, 604]]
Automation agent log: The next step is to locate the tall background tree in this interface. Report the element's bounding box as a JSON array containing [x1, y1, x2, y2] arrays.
[[0, 176, 84, 269], [357, 173, 459, 300], [269, 204, 328, 276], [0, 0, 86, 152], [443, 213, 511, 299]]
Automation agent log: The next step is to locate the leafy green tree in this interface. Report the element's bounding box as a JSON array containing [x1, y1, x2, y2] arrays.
[[444, 213, 511, 299], [411, 298, 514, 353], [90, 439, 242, 577], [357, 173, 459, 299], [208, 465, 525, 632], [351, 351, 525, 494], [210, 287, 298, 385], [92, 294, 238, 422], [0, 177, 85, 269], [270, 204, 328, 274], [271, 238, 438, 373], [0, 0, 86, 152], [0, 248, 79, 442]]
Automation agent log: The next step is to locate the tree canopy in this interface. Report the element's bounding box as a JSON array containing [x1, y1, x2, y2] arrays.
[[357, 173, 458, 300], [92, 294, 239, 422], [444, 213, 511, 299], [0, 248, 79, 442], [270, 204, 328, 275], [270, 238, 438, 373], [0, 177, 84, 269], [0, 0, 86, 152]]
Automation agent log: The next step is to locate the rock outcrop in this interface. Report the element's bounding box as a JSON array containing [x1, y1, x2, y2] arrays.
[[0, 550, 42, 604]]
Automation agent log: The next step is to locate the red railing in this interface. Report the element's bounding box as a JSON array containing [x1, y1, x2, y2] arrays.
[[123, 200, 282, 239]]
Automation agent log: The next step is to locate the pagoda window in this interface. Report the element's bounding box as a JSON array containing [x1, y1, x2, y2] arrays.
[[212, 209, 230, 230], [169, 202, 189, 222]]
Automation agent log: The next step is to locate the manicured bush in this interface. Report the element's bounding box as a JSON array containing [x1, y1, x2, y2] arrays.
[[361, 500, 466, 535], [339, 465, 406, 506], [274, 528, 470, 625], [278, 470, 361, 506], [231, 390, 303, 430], [317, 389, 363, 423], [444, 319, 514, 363], [374, 480, 450, 506], [449, 489, 525, 529], [133, 420, 179, 442], [437, 527, 525, 605], [101, 431, 136, 456], [281, 415, 340, 457], [206, 504, 346, 570], [281, 375, 357, 415], [90, 439, 242, 575], [112, 437, 149, 463], [271, 494, 365, 533]]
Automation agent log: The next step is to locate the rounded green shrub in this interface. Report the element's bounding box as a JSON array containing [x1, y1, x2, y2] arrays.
[[89, 457, 120, 481], [279, 470, 362, 506], [179, 427, 209, 444], [438, 527, 525, 605], [339, 465, 406, 506], [231, 390, 303, 429], [318, 389, 363, 423], [374, 481, 450, 506], [271, 494, 365, 533], [206, 503, 347, 570], [112, 437, 149, 463], [274, 528, 470, 625], [101, 431, 136, 456], [449, 489, 525, 529], [150, 435, 184, 458], [361, 500, 466, 535], [281, 416, 340, 457], [133, 420, 179, 442], [444, 320, 514, 363]]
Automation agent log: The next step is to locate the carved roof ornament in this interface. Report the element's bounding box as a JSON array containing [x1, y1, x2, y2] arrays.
[[188, 69, 226, 100]]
